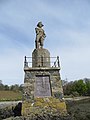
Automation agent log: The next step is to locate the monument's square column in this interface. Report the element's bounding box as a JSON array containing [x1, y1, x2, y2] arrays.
[[22, 22, 67, 116]]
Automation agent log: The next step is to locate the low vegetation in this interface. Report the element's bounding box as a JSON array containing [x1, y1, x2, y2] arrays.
[[63, 78, 90, 96], [0, 81, 23, 101], [0, 91, 22, 101]]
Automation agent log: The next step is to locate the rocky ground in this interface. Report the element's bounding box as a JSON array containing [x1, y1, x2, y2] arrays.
[[66, 97, 90, 120], [0, 101, 20, 119], [0, 97, 90, 120]]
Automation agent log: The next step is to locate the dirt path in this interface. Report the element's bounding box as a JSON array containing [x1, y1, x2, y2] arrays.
[[65, 96, 90, 101], [0, 101, 22, 108]]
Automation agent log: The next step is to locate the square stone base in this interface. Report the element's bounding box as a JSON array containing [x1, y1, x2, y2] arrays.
[[22, 97, 67, 116]]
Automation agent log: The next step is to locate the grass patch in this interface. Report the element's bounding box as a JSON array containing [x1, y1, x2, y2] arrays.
[[0, 91, 22, 101]]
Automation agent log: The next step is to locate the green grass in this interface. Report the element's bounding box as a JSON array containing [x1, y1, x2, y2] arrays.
[[0, 90, 22, 101]]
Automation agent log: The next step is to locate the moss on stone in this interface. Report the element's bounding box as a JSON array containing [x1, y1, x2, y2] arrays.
[[22, 97, 67, 116]]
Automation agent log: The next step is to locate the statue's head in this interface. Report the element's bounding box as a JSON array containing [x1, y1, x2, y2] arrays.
[[37, 22, 44, 28]]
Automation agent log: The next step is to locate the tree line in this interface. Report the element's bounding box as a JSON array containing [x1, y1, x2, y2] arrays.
[[0, 78, 90, 96], [0, 80, 23, 92], [62, 78, 90, 96]]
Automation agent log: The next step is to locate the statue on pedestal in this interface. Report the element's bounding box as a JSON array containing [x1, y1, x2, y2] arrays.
[[35, 22, 46, 49]]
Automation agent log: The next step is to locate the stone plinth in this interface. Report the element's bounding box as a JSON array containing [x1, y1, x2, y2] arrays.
[[32, 48, 50, 67], [22, 66, 67, 116], [23, 67, 63, 100]]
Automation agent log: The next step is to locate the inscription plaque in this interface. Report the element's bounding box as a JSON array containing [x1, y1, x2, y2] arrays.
[[34, 75, 51, 97]]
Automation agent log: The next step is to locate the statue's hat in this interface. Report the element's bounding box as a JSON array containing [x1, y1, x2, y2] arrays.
[[37, 22, 44, 27]]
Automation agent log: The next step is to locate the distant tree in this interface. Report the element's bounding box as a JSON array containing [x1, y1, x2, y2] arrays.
[[10, 85, 14, 91], [0, 80, 4, 90], [63, 79, 89, 96], [19, 84, 23, 92], [10, 84, 19, 92], [63, 81, 74, 95], [4, 85, 9, 90], [0, 83, 4, 90], [0, 82, 23, 92], [85, 79, 90, 95], [0, 80, 2, 84], [62, 80, 68, 86], [73, 80, 87, 95]]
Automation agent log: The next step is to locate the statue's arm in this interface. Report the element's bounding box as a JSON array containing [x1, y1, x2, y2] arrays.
[[35, 28, 39, 35]]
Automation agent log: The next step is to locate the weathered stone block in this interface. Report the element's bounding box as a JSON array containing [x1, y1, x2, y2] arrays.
[[32, 48, 50, 67], [22, 97, 67, 116]]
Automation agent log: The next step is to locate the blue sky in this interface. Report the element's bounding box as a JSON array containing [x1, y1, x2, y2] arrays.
[[0, 0, 90, 85]]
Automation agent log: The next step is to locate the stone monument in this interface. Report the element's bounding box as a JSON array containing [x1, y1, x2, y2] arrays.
[[22, 22, 67, 116]]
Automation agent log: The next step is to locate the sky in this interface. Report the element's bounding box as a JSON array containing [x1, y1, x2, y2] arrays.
[[0, 0, 90, 85]]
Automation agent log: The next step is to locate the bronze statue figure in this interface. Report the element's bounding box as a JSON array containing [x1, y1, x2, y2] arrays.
[[35, 22, 46, 49]]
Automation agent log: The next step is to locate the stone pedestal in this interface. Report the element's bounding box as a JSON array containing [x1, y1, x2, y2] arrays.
[[32, 48, 50, 67], [22, 48, 67, 116]]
